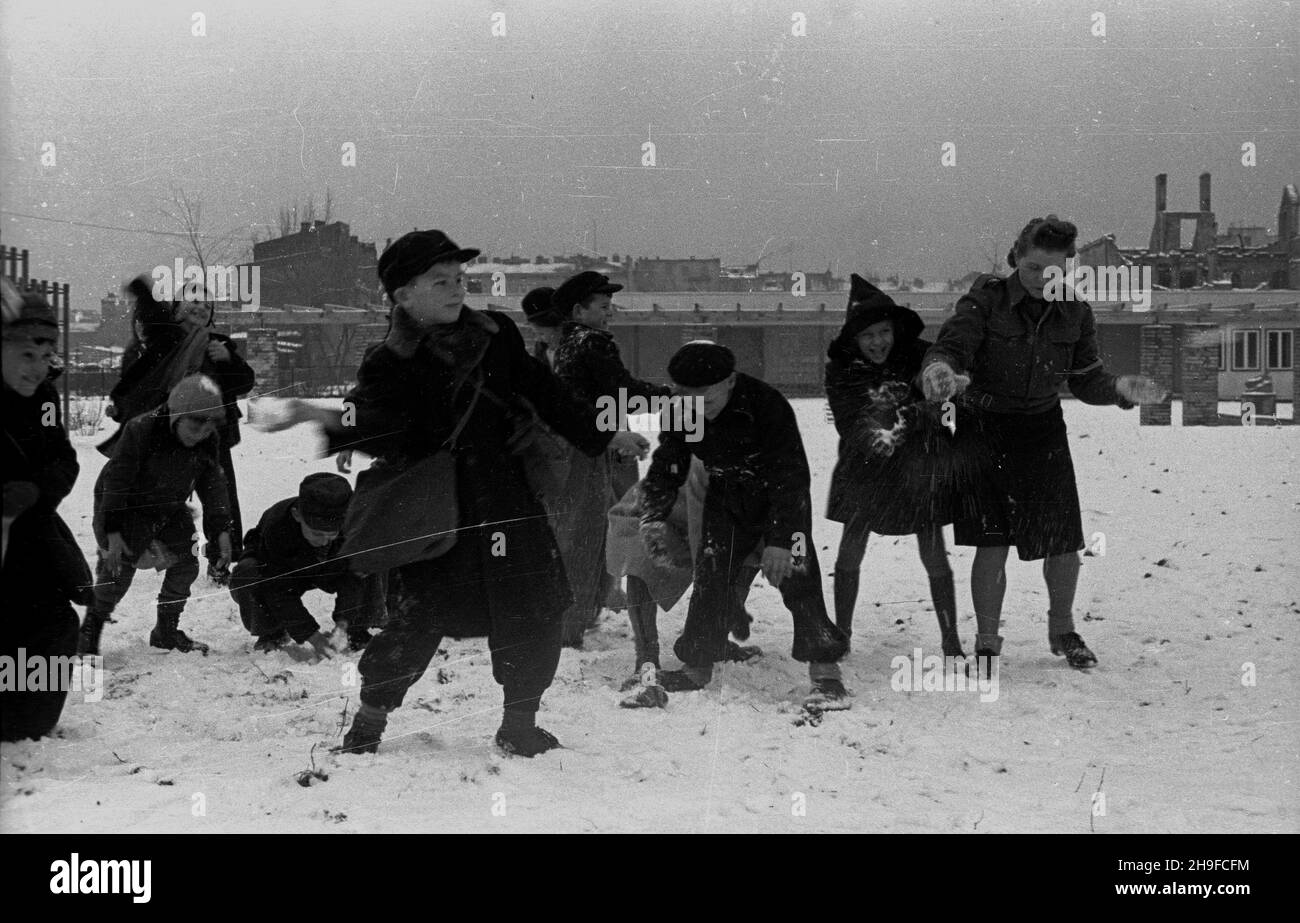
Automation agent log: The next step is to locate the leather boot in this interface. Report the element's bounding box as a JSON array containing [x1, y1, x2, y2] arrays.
[[77, 610, 112, 657], [832, 568, 860, 646]]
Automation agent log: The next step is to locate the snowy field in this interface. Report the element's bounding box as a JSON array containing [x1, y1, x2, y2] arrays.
[[2, 399, 1296, 833]]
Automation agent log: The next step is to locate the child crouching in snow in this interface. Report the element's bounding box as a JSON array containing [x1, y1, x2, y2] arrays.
[[607, 455, 761, 706], [79, 374, 232, 656], [231, 473, 385, 659], [638, 342, 850, 706]]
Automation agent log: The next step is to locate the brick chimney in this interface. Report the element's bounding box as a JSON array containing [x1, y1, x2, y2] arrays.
[[1155, 173, 1167, 213], [1199, 172, 1211, 213]]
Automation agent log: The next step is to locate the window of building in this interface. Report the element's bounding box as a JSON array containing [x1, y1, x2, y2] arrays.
[[1217, 328, 1226, 370], [1266, 329, 1293, 370], [1231, 329, 1260, 370]]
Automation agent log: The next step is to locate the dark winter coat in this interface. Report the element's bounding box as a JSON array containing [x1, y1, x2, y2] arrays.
[[2, 380, 83, 742], [197, 332, 254, 446], [3, 380, 91, 606], [552, 321, 670, 407], [240, 498, 349, 585], [324, 308, 614, 633], [824, 333, 957, 534], [923, 273, 1131, 415], [93, 409, 231, 555], [109, 330, 253, 447], [639, 372, 812, 551], [235, 497, 367, 639]]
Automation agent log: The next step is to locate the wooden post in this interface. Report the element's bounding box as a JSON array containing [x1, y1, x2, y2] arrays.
[[61, 285, 71, 427]]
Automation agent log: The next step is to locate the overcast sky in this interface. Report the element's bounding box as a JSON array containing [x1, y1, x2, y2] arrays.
[[1, 0, 1296, 312]]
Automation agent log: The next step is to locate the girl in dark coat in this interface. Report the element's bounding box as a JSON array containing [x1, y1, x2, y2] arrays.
[[921, 216, 1166, 670], [285, 230, 646, 757], [2, 284, 91, 740], [825, 275, 964, 658]]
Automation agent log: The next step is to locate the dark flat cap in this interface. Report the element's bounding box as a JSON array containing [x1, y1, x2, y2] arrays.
[[378, 230, 480, 298], [299, 472, 353, 532], [551, 271, 623, 314], [668, 340, 735, 387], [521, 286, 563, 328]]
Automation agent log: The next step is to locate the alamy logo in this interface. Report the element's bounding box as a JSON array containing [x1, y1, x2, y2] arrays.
[[595, 389, 705, 442], [890, 648, 999, 702], [49, 854, 151, 903], [0, 650, 102, 702], [152, 259, 261, 309], [1042, 263, 1152, 311]]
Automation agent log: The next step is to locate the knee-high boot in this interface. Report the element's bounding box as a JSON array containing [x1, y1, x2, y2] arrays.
[[832, 568, 860, 641], [928, 573, 964, 657]]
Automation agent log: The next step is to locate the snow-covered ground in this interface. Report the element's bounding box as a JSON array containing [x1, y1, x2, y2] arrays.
[[2, 400, 1296, 833]]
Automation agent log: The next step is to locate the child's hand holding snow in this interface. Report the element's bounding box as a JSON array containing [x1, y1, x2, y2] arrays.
[[868, 425, 904, 457]]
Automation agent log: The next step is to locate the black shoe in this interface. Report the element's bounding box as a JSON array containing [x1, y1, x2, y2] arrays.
[[253, 632, 289, 653], [150, 610, 208, 654], [811, 676, 848, 700], [724, 641, 762, 662], [150, 626, 210, 654], [207, 561, 230, 587], [729, 603, 754, 641], [347, 631, 372, 652], [494, 724, 561, 758], [804, 676, 851, 711], [1050, 632, 1098, 669], [334, 712, 386, 755], [619, 660, 662, 692], [657, 669, 708, 692], [77, 611, 112, 657]]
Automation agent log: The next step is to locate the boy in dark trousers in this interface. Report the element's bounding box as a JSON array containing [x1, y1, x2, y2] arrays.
[[231, 473, 382, 657], [78, 374, 232, 656], [550, 271, 668, 646], [638, 342, 850, 705]]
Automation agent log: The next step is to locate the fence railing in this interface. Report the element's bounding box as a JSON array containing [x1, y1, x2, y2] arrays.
[[63, 366, 358, 401]]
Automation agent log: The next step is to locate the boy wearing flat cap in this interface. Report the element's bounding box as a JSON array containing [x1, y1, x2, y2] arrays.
[[520, 285, 562, 368], [550, 271, 667, 646], [282, 230, 646, 756], [639, 342, 851, 705], [230, 473, 382, 658]]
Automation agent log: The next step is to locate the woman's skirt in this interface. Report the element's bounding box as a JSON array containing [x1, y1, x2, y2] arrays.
[[951, 402, 1084, 561]]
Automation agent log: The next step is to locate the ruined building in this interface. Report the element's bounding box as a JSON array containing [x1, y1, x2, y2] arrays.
[[1078, 173, 1299, 289]]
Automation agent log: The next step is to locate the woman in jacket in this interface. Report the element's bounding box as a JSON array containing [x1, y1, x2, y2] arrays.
[[921, 216, 1166, 670], [825, 275, 964, 659]]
